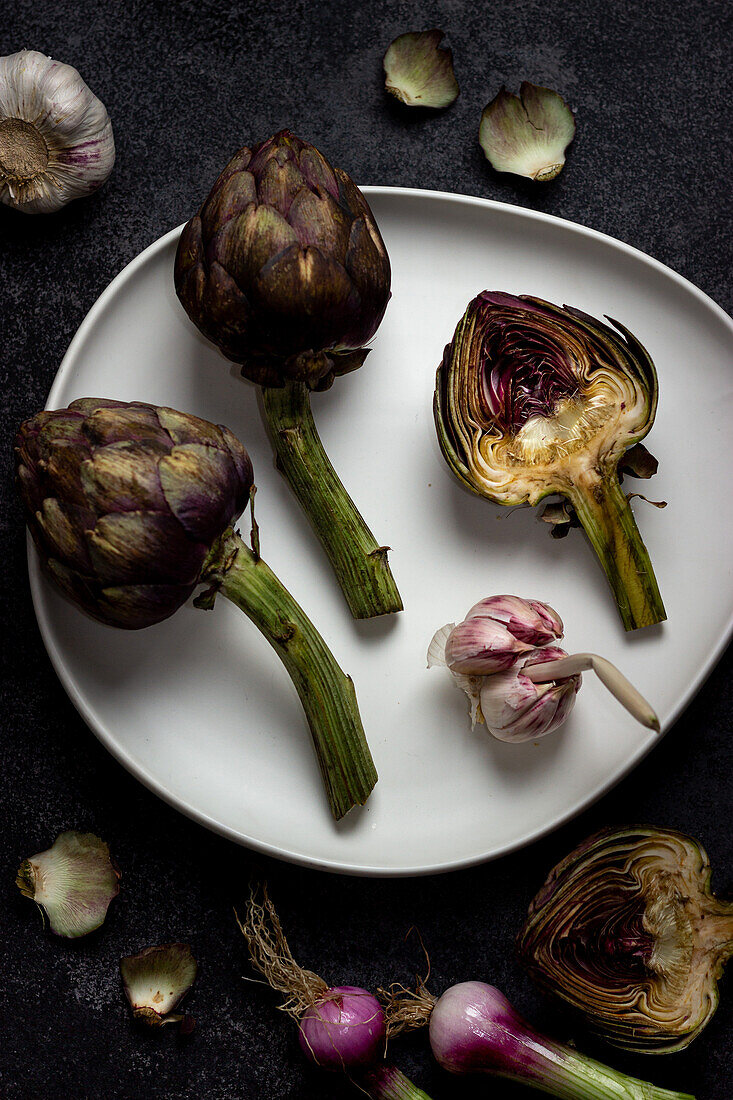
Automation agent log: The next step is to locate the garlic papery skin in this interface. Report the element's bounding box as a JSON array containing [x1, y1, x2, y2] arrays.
[[0, 49, 115, 213]]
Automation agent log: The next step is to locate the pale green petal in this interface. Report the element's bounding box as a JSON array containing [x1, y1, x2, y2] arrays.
[[383, 30, 459, 109], [479, 83, 575, 181], [120, 944, 198, 1026], [16, 831, 120, 938]]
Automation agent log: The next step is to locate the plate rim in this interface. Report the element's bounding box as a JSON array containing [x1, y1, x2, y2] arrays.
[[29, 186, 733, 877]]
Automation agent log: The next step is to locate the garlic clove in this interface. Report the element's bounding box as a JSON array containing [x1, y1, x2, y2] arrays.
[[445, 615, 535, 674], [120, 943, 198, 1029], [480, 646, 581, 742], [0, 49, 115, 213], [383, 30, 459, 109], [16, 830, 120, 938], [479, 83, 575, 182]]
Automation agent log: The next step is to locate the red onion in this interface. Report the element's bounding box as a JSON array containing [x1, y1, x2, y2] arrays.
[[298, 985, 385, 1069], [387, 980, 693, 1099]]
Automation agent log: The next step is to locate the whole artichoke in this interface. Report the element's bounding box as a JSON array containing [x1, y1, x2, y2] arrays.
[[17, 398, 252, 628], [174, 131, 402, 621], [175, 130, 391, 392], [16, 398, 377, 819]]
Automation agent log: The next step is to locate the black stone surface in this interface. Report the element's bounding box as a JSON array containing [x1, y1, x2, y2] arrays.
[[1, 1, 731, 1097]]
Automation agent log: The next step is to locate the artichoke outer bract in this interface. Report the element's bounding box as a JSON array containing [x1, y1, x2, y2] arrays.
[[383, 30, 459, 109], [16, 830, 120, 938], [434, 292, 666, 631], [120, 943, 197, 1028], [517, 826, 733, 1053], [479, 83, 575, 182]]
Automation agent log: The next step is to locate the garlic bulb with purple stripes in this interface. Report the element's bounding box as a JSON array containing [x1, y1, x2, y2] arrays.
[[0, 49, 114, 213]]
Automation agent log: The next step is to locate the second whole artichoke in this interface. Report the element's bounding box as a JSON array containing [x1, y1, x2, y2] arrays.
[[175, 131, 403, 621]]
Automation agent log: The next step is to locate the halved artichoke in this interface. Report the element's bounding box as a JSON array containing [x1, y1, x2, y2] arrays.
[[434, 292, 666, 630], [517, 826, 733, 1053]]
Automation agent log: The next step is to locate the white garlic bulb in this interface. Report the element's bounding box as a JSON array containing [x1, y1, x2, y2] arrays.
[[0, 49, 115, 213]]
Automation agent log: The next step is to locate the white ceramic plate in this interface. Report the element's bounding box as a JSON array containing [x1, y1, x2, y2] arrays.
[[30, 188, 733, 876]]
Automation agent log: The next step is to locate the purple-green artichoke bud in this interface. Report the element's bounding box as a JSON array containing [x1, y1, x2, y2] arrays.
[[517, 826, 733, 1053], [434, 292, 666, 631], [174, 130, 391, 392], [15, 398, 253, 629]]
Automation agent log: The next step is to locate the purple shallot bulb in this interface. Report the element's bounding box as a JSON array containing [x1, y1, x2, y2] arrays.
[[238, 886, 432, 1100], [299, 985, 385, 1069]]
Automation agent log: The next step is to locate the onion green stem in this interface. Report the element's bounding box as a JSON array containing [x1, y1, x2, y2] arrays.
[[261, 381, 403, 620], [524, 653, 660, 731], [512, 1037, 694, 1100], [204, 529, 377, 819], [359, 1065, 434, 1100], [567, 469, 666, 632]]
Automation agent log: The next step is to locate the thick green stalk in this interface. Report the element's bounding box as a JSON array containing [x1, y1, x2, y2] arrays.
[[261, 381, 403, 620], [507, 1037, 694, 1100], [206, 530, 377, 819], [358, 1065, 434, 1100], [567, 468, 666, 632]]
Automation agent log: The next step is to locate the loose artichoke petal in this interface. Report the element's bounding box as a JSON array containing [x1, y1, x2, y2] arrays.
[[383, 30, 459, 109], [479, 83, 575, 181], [120, 943, 197, 1028], [16, 831, 120, 938], [517, 826, 733, 1052]]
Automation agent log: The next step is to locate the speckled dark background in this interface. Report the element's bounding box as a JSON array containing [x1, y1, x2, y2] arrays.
[[1, 1, 731, 1097]]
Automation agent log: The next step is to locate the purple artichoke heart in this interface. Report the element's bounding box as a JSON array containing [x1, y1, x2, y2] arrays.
[[16, 398, 253, 629], [175, 130, 391, 391]]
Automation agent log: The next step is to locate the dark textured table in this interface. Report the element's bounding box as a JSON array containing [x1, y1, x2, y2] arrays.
[[2, 2, 731, 1097]]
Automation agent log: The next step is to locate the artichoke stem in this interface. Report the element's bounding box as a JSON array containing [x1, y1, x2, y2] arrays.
[[211, 530, 378, 819], [567, 469, 666, 632], [261, 381, 403, 619]]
